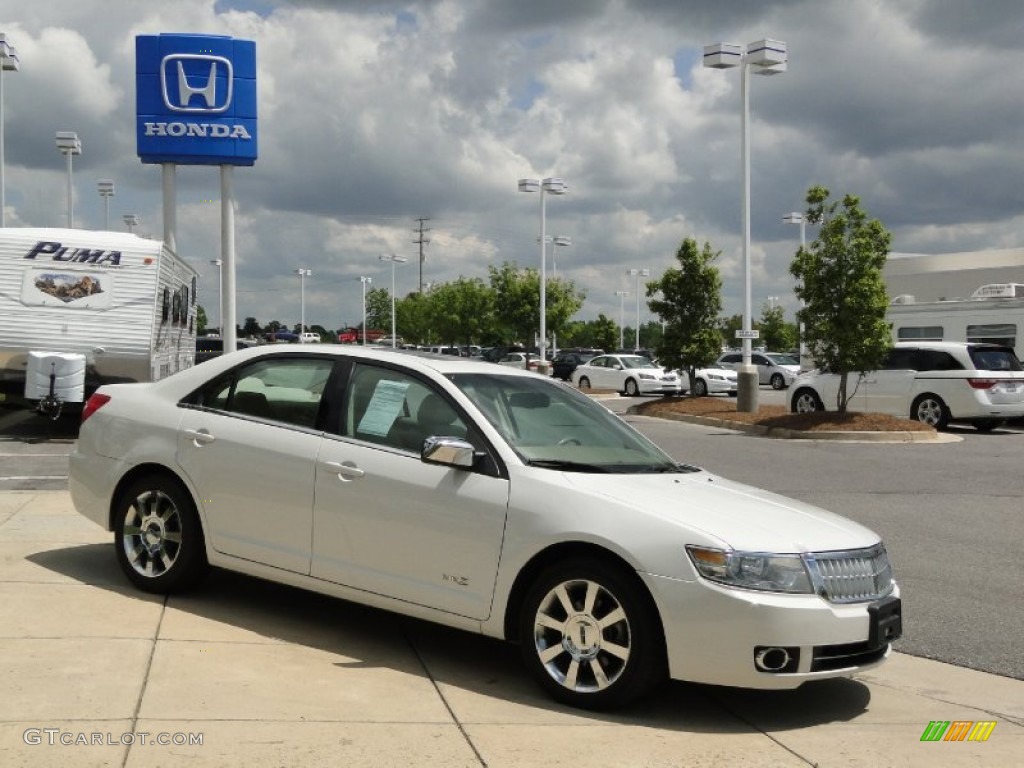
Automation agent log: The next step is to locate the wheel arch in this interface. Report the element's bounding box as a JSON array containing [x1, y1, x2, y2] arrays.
[[501, 541, 665, 645]]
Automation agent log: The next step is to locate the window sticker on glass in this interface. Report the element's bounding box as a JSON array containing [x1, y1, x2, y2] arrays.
[[357, 379, 411, 436]]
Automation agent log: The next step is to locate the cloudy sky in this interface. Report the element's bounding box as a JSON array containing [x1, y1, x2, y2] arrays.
[[1, 0, 1022, 332]]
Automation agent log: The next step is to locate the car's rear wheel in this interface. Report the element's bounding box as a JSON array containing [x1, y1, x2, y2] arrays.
[[577, 376, 591, 390], [624, 378, 639, 397], [911, 394, 950, 430], [519, 558, 665, 710], [770, 373, 786, 390], [693, 378, 708, 397], [114, 475, 208, 593], [792, 388, 824, 413]]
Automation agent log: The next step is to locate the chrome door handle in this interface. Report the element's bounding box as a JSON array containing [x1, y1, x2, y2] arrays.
[[323, 461, 365, 480], [183, 428, 216, 446]]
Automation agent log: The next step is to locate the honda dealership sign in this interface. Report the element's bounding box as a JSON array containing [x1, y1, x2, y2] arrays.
[[136, 33, 257, 165]]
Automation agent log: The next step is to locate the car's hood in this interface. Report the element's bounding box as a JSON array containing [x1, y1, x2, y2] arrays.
[[694, 367, 737, 379], [566, 470, 879, 553]]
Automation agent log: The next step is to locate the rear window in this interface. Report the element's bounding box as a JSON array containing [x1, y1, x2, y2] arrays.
[[968, 346, 1023, 372]]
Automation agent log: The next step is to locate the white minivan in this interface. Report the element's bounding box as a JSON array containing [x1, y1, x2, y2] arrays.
[[790, 341, 1024, 430]]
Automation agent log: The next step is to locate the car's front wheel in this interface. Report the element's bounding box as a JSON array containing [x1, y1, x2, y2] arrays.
[[114, 475, 208, 593], [770, 373, 787, 390], [792, 388, 824, 413], [624, 378, 639, 397], [911, 394, 950, 430], [519, 558, 665, 710]]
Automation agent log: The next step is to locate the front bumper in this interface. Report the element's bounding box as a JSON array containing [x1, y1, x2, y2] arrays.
[[642, 571, 900, 689]]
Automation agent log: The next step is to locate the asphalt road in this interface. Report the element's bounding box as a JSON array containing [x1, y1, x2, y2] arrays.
[[3, 390, 1023, 683]]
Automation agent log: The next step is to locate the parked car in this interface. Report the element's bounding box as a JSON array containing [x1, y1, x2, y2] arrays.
[[680, 367, 738, 396], [299, 332, 321, 344], [195, 337, 258, 364], [790, 341, 1024, 430], [551, 350, 602, 381], [69, 345, 901, 709], [572, 354, 681, 396], [497, 351, 544, 372], [716, 351, 801, 389]]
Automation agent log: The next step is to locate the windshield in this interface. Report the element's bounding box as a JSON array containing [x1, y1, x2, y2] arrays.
[[621, 356, 658, 370], [766, 353, 798, 365], [448, 373, 684, 473]]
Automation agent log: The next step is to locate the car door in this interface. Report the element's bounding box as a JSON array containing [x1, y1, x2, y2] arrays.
[[860, 348, 918, 416], [176, 355, 336, 574], [310, 362, 509, 620], [751, 354, 771, 384]]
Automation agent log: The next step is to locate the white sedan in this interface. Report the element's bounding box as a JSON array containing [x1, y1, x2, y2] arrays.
[[70, 345, 901, 710], [571, 353, 682, 396], [680, 367, 739, 397]]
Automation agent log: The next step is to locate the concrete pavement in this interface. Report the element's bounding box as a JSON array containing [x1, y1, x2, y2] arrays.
[[1, 490, 1021, 767]]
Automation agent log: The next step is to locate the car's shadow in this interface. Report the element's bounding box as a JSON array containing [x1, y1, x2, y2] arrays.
[[29, 543, 872, 732]]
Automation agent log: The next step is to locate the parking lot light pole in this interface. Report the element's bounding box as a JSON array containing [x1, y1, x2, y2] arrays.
[[379, 254, 407, 347], [704, 38, 787, 412], [0, 34, 19, 228], [210, 259, 223, 333], [296, 268, 311, 339], [55, 131, 82, 228], [359, 276, 372, 345], [627, 268, 650, 350], [543, 235, 572, 357], [97, 179, 114, 230], [784, 211, 808, 366], [519, 177, 567, 373], [615, 290, 629, 350]]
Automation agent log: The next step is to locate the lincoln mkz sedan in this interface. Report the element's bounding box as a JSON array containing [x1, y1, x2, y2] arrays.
[[70, 345, 901, 709]]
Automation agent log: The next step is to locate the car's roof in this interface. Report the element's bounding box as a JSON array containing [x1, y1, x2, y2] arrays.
[[893, 341, 1008, 351]]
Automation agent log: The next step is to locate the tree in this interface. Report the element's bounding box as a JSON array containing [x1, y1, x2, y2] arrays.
[[427, 277, 496, 346], [364, 287, 393, 332], [647, 238, 723, 389], [719, 313, 743, 349], [396, 291, 433, 345], [196, 305, 208, 335], [242, 317, 262, 337], [790, 185, 892, 412], [489, 261, 540, 347], [758, 304, 796, 352]]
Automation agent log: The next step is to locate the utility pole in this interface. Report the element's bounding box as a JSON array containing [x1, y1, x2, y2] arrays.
[[413, 217, 431, 293]]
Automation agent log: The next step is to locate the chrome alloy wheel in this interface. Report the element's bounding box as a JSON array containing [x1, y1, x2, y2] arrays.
[[121, 490, 184, 578], [531, 578, 632, 694]]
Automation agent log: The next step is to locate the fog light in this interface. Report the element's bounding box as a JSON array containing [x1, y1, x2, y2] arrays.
[[753, 646, 799, 673]]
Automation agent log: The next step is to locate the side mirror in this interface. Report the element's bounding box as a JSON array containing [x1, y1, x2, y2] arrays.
[[422, 436, 478, 469]]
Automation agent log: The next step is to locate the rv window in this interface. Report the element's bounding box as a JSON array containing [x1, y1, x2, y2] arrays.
[[897, 326, 943, 341], [191, 276, 197, 305], [161, 288, 170, 323], [967, 324, 1016, 349]]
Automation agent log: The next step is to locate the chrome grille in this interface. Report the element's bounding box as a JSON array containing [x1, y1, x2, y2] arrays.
[[804, 545, 894, 604]]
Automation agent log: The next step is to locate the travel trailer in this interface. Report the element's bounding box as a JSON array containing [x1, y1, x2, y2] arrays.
[[886, 284, 1024, 357], [0, 228, 198, 417]]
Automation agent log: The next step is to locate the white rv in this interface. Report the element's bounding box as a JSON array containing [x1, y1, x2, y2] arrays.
[[887, 284, 1024, 358], [0, 228, 198, 416]]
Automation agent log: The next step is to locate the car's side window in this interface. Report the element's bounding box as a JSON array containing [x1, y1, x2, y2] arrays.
[[343, 364, 470, 453], [881, 349, 918, 370], [191, 356, 334, 428]]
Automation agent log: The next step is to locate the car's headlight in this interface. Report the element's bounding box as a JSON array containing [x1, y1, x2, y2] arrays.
[[638, 372, 655, 379], [707, 373, 725, 381], [686, 546, 813, 594]]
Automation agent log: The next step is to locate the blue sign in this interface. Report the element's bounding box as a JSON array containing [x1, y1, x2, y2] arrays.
[[136, 33, 257, 166]]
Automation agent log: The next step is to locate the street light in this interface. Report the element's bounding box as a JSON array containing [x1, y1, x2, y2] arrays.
[[55, 131, 82, 228], [123, 213, 139, 233], [704, 38, 787, 412], [615, 290, 629, 350], [542, 235, 572, 357], [518, 176, 567, 372], [359, 276, 372, 345], [378, 254, 407, 348], [766, 295, 779, 311], [97, 179, 114, 230], [210, 259, 223, 333], [296, 268, 312, 340], [0, 33, 20, 228], [627, 268, 650, 350]]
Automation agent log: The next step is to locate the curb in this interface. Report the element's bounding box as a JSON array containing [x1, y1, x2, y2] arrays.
[[627, 407, 960, 443]]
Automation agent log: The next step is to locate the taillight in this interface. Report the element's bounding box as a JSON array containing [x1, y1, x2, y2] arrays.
[[967, 378, 997, 390], [81, 393, 111, 423]]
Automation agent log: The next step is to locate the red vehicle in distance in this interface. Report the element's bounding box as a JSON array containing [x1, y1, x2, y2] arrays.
[[338, 327, 387, 344]]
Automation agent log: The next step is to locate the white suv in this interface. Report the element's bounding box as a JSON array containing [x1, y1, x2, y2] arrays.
[[716, 351, 801, 389], [790, 342, 1024, 430]]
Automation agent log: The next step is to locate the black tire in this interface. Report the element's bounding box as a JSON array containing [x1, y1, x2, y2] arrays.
[[792, 388, 824, 413], [972, 420, 1003, 433], [770, 373, 786, 390], [624, 378, 639, 397], [519, 558, 665, 710], [577, 376, 591, 390], [114, 475, 208, 594], [911, 393, 950, 430], [693, 378, 708, 397]]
